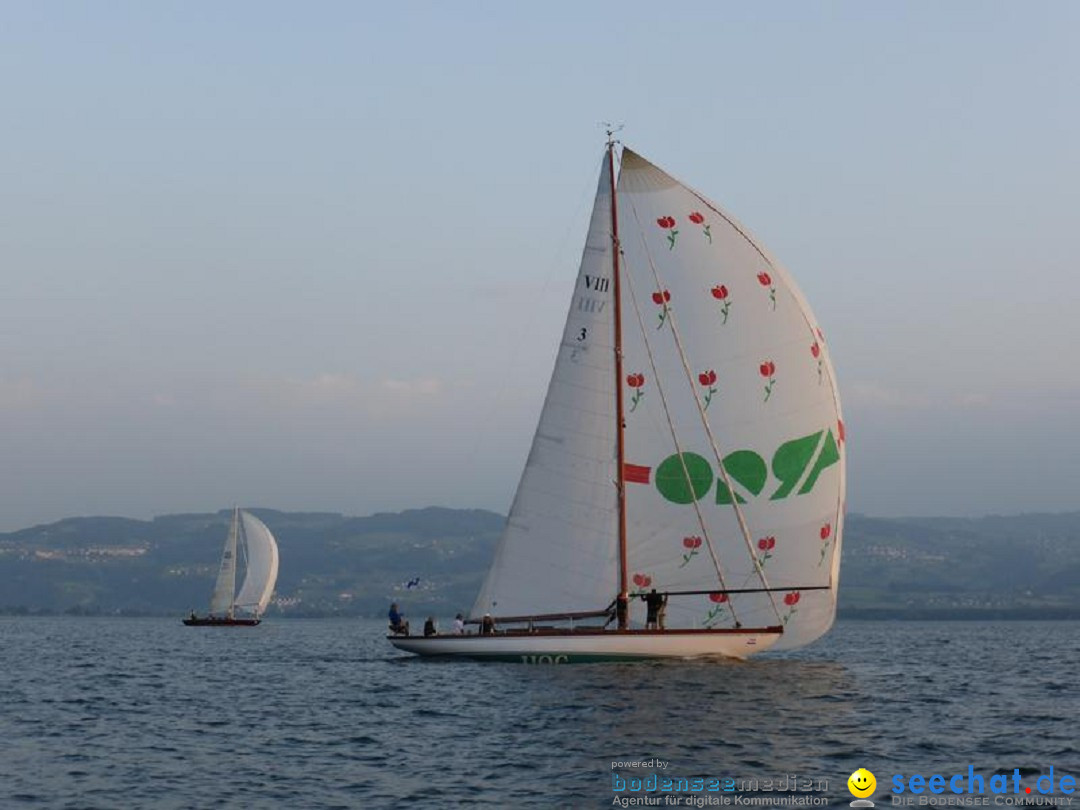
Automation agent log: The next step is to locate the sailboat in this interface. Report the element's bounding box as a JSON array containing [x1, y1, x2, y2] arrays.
[[390, 138, 845, 661], [183, 509, 280, 626]]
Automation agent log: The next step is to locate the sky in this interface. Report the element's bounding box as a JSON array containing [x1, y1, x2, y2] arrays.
[[1, 1, 1078, 530]]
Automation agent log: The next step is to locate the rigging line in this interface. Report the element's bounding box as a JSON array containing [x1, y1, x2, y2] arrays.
[[619, 228, 742, 628], [659, 585, 829, 597], [624, 198, 782, 624]]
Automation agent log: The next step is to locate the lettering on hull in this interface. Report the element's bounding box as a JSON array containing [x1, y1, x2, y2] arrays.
[[520, 654, 569, 664]]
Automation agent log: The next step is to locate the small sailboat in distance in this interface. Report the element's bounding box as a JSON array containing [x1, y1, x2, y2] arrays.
[[184, 509, 280, 627], [389, 136, 845, 661]]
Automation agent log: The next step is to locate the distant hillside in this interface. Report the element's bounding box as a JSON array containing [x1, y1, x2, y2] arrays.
[[838, 512, 1080, 618], [0, 507, 503, 617], [1, 508, 1079, 619]]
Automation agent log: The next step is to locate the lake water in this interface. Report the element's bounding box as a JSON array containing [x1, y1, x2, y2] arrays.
[[2, 618, 1077, 809]]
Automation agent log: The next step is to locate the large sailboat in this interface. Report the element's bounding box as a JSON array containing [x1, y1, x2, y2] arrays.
[[390, 139, 845, 661], [183, 509, 280, 627]]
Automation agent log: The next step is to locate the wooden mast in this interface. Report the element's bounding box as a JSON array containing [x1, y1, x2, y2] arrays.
[[607, 132, 629, 630]]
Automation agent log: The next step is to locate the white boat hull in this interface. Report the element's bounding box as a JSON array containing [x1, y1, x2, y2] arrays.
[[388, 627, 782, 663]]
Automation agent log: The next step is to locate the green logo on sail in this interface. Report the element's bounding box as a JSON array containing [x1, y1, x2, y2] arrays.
[[654, 428, 841, 505]]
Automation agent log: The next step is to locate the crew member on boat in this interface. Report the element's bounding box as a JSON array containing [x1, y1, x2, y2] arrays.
[[388, 603, 409, 636], [605, 594, 630, 630], [480, 613, 496, 635], [641, 589, 665, 630]]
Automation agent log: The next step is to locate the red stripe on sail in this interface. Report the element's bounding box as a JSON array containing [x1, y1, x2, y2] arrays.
[[624, 464, 651, 484]]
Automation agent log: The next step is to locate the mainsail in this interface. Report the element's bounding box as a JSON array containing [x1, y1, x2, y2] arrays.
[[234, 511, 280, 617], [209, 510, 239, 615], [469, 145, 844, 652], [472, 155, 620, 619]]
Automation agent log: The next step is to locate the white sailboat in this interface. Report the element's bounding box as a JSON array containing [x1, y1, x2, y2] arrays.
[[184, 508, 280, 626], [390, 138, 845, 661]]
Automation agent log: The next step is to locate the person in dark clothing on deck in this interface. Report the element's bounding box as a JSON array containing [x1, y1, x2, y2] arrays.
[[604, 593, 630, 630], [388, 603, 410, 636], [641, 589, 665, 630]]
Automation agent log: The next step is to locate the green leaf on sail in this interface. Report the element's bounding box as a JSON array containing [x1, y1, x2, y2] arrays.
[[655, 452, 713, 505], [716, 451, 768, 505], [771, 431, 824, 500], [799, 429, 841, 495]]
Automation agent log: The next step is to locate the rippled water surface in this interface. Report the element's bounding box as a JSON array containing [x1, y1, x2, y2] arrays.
[[2, 618, 1078, 808]]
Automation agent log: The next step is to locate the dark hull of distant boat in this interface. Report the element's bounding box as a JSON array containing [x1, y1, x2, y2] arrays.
[[182, 616, 260, 627]]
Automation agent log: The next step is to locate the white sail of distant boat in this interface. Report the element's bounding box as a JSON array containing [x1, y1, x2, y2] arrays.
[[234, 511, 280, 616], [184, 508, 280, 627], [389, 137, 845, 661]]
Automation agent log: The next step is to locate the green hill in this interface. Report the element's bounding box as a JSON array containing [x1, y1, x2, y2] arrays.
[[1, 508, 1079, 619], [0, 507, 503, 617]]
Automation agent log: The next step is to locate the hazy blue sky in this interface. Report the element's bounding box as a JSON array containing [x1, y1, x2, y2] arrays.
[[2, 1, 1078, 530]]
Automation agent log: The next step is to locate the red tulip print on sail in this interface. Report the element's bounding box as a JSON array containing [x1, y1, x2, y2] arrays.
[[783, 590, 800, 624], [704, 591, 729, 627], [698, 369, 718, 410], [757, 271, 777, 311], [811, 341, 823, 384], [819, 523, 832, 566], [631, 572, 653, 596], [760, 360, 776, 402], [657, 216, 678, 250], [756, 535, 776, 567], [710, 284, 732, 324], [626, 373, 646, 412], [652, 289, 671, 329], [680, 535, 703, 568], [688, 211, 712, 244]]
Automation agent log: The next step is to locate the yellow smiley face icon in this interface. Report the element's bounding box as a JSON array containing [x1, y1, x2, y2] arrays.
[[848, 769, 876, 798]]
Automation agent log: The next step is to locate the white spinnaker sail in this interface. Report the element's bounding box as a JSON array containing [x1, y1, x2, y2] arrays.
[[234, 511, 279, 616], [471, 155, 620, 619], [209, 510, 239, 615], [616, 150, 845, 649]]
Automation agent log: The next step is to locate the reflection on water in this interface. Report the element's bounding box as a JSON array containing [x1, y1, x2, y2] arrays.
[[548, 658, 858, 772], [1, 618, 1078, 809]]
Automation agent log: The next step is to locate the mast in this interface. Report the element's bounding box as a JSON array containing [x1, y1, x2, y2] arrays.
[[607, 133, 629, 629]]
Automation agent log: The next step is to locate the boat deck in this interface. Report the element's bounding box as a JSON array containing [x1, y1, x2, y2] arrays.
[[396, 624, 783, 639]]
